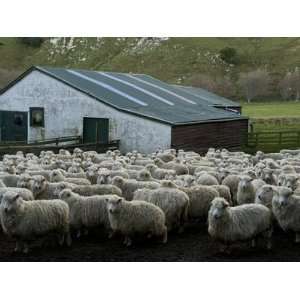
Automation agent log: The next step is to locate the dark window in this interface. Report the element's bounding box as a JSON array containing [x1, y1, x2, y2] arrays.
[[30, 107, 44, 127], [14, 113, 24, 126]]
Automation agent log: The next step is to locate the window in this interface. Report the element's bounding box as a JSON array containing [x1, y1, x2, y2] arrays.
[[14, 113, 24, 126], [30, 107, 44, 127]]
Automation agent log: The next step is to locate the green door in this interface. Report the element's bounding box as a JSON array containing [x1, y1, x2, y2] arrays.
[[83, 118, 109, 143], [0, 110, 28, 142]]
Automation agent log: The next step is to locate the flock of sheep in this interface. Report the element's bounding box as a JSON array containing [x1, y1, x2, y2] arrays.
[[0, 146, 299, 254]]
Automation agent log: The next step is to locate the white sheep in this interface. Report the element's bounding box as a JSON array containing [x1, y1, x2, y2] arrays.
[[272, 186, 300, 242], [106, 197, 167, 246], [50, 169, 91, 185], [0, 191, 71, 253], [59, 189, 119, 238], [72, 184, 122, 197], [208, 197, 272, 249], [136, 181, 189, 232], [145, 164, 176, 180], [112, 176, 160, 201]]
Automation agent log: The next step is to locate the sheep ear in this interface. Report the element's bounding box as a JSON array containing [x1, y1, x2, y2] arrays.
[[117, 198, 122, 203], [105, 198, 109, 203], [13, 194, 20, 201]]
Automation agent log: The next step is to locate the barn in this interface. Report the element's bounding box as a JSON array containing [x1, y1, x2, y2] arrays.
[[0, 66, 248, 154]]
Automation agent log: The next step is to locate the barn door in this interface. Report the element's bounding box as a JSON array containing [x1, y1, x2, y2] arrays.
[[83, 118, 109, 144], [0, 111, 28, 142]]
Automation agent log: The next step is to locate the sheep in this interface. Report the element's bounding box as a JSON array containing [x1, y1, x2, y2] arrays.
[[211, 185, 232, 203], [137, 170, 159, 182], [0, 191, 71, 253], [208, 197, 272, 249], [195, 172, 219, 186], [27, 170, 52, 181], [112, 176, 160, 201], [31, 175, 73, 200], [50, 170, 91, 186], [237, 175, 255, 205], [181, 185, 219, 219], [260, 168, 277, 185], [145, 164, 176, 180], [106, 197, 167, 246], [17, 173, 33, 189], [72, 184, 122, 197], [155, 152, 175, 163], [272, 187, 300, 242], [0, 187, 34, 203], [59, 189, 119, 238], [0, 180, 6, 188], [97, 168, 129, 185], [0, 174, 20, 187], [139, 181, 189, 232], [255, 185, 274, 211], [154, 158, 189, 175], [222, 174, 240, 205]]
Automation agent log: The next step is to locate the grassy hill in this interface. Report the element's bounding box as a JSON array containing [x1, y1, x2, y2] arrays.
[[2, 37, 300, 99]]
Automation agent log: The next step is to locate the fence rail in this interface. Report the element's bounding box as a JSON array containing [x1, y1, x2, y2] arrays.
[[244, 130, 300, 153], [0, 136, 120, 157]]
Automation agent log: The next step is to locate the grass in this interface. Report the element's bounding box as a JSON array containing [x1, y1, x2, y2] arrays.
[[242, 101, 300, 118]]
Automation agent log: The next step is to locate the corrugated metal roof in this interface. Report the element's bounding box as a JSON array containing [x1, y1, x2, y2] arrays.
[[1, 66, 245, 125], [172, 84, 240, 107]]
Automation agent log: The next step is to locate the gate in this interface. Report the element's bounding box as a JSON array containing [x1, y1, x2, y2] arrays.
[[0, 110, 28, 142], [83, 117, 109, 144]]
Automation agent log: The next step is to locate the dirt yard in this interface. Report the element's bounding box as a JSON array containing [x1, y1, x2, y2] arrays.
[[0, 223, 299, 262]]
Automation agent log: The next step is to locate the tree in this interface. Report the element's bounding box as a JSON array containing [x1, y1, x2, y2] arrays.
[[219, 47, 239, 65], [18, 37, 45, 48], [278, 68, 300, 101], [186, 74, 217, 92], [237, 69, 270, 103]]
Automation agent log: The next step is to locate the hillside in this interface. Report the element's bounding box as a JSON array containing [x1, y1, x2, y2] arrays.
[[1, 37, 300, 99]]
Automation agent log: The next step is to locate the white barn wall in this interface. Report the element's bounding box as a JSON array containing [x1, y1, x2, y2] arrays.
[[0, 70, 171, 153]]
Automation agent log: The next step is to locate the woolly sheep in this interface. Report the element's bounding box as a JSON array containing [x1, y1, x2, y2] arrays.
[[106, 197, 167, 246], [195, 172, 219, 186], [112, 176, 159, 201], [255, 185, 274, 211], [211, 185, 232, 203], [222, 174, 240, 205], [0, 187, 34, 203], [0, 191, 70, 253], [208, 197, 272, 249], [59, 189, 119, 238], [31, 175, 73, 199], [154, 158, 188, 175], [72, 184, 122, 197], [237, 175, 255, 205], [50, 170, 91, 185], [145, 164, 176, 180], [141, 181, 189, 232], [181, 185, 219, 219], [272, 187, 300, 242], [0, 174, 20, 187]]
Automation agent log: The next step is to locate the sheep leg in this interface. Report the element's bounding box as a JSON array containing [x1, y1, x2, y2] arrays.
[[83, 228, 89, 236], [251, 239, 256, 248], [76, 229, 81, 239], [108, 230, 115, 239], [58, 233, 65, 246], [162, 227, 168, 244], [14, 240, 22, 253], [66, 233, 72, 247], [295, 233, 300, 243], [22, 242, 29, 254]]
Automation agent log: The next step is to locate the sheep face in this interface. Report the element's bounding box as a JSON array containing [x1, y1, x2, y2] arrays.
[[209, 198, 229, 220], [54, 183, 70, 197], [284, 175, 299, 190], [59, 189, 73, 201], [239, 176, 252, 190], [257, 186, 273, 205], [274, 187, 293, 208], [32, 176, 47, 194], [1, 191, 23, 214], [106, 197, 122, 214], [277, 174, 286, 186], [112, 176, 124, 188]]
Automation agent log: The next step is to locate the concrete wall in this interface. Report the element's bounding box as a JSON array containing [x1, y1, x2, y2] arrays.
[[0, 70, 171, 154]]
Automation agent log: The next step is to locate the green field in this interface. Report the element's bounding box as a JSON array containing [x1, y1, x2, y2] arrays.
[[242, 102, 300, 132], [242, 102, 300, 118]]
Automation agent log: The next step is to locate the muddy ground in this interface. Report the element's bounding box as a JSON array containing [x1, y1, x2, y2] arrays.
[[0, 223, 299, 262]]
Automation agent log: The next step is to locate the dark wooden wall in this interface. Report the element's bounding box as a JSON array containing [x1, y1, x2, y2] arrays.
[[171, 119, 248, 154]]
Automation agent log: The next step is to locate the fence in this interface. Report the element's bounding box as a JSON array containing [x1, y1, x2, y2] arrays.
[[0, 136, 120, 157], [244, 130, 300, 153]]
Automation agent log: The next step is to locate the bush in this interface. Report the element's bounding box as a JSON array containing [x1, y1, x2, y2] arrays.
[[219, 47, 239, 65], [18, 38, 45, 48]]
